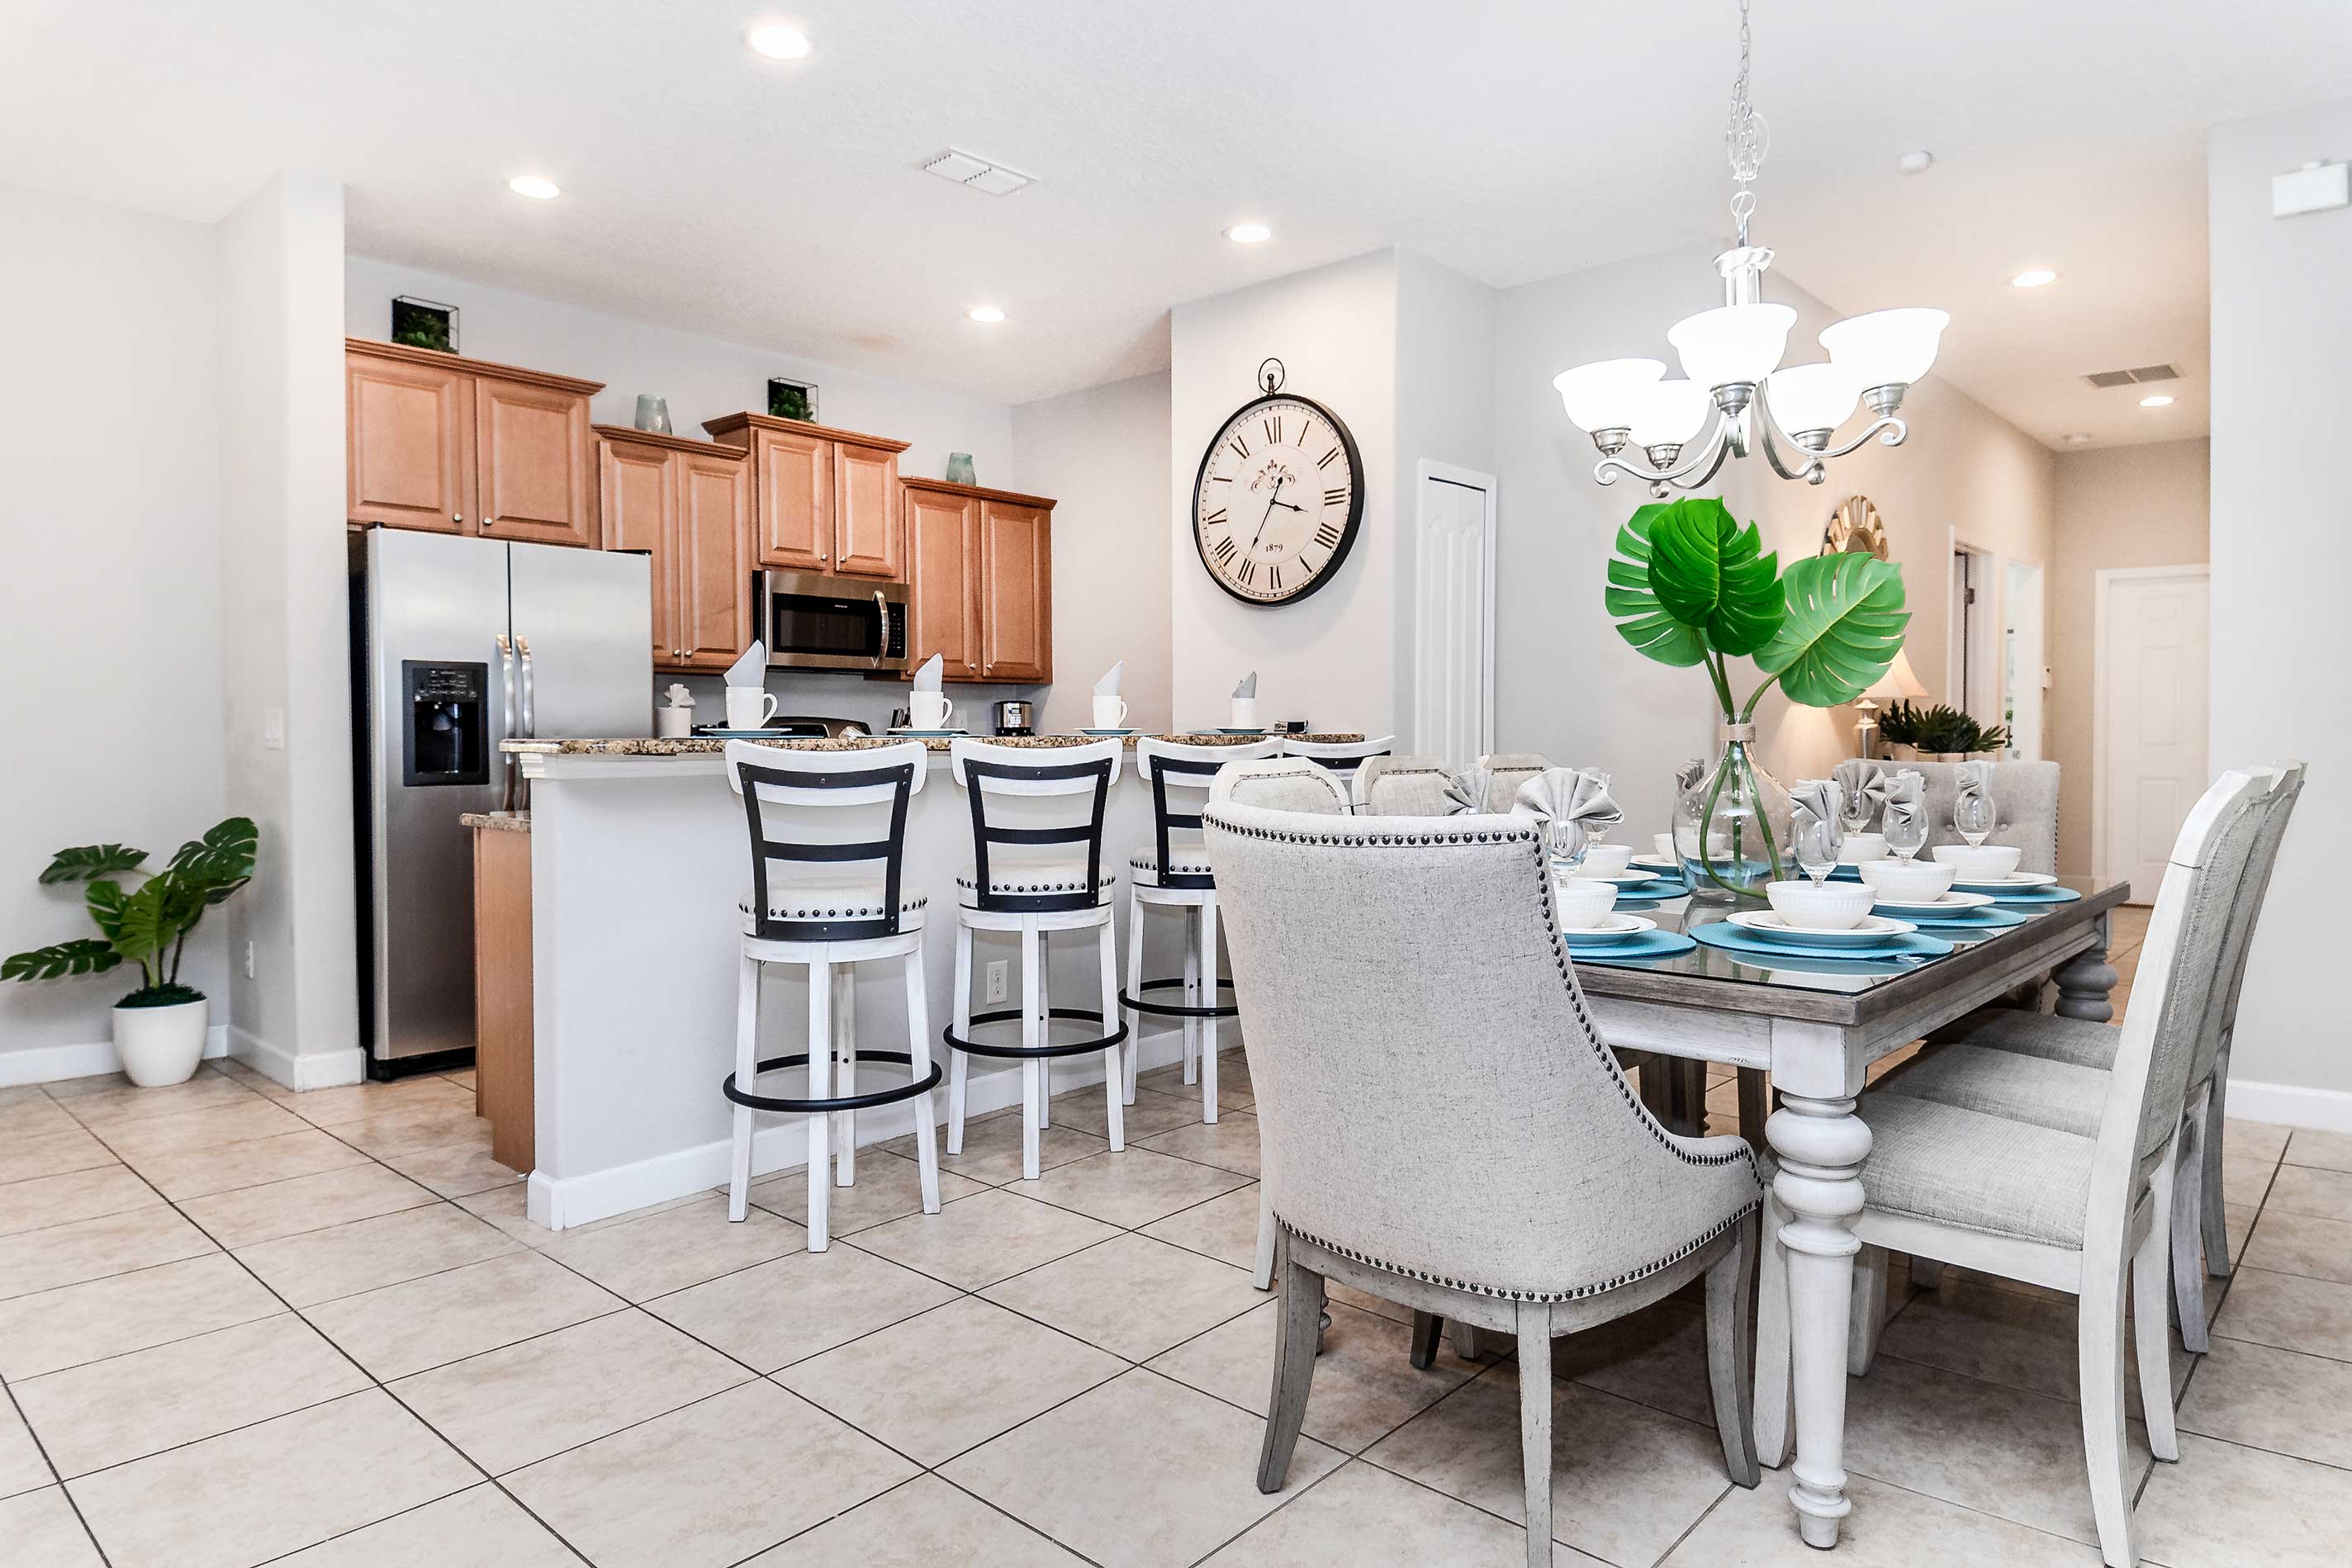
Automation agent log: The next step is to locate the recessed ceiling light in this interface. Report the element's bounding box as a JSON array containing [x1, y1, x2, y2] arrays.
[[2139, 394, 2174, 408], [507, 174, 561, 200], [968, 305, 1005, 323], [745, 22, 811, 59], [2011, 268, 2058, 288], [1896, 149, 1935, 176], [1223, 222, 1272, 244], [2061, 433, 2093, 446]]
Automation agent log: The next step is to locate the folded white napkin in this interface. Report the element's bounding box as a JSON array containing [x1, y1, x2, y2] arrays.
[[1513, 768, 1622, 860], [1958, 759, 1994, 796], [662, 683, 695, 709], [911, 654, 944, 693], [723, 642, 766, 689], [1233, 670, 1258, 699], [1442, 766, 1492, 816], [1093, 661, 1124, 697]]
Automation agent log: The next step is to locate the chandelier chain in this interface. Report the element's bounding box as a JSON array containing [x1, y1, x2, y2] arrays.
[[1725, 0, 1769, 244]]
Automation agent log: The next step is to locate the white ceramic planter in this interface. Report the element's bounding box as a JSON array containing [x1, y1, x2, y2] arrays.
[[111, 997, 209, 1087]]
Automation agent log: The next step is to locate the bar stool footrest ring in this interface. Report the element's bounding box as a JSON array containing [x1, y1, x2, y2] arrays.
[[1119, 977, 1239, 1020], [724, 1051, 943, 1116], [945, 1007, 1131, 1060]]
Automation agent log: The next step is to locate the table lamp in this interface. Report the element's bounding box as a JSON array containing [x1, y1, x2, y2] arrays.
[[1852, 648, 1928, 758]]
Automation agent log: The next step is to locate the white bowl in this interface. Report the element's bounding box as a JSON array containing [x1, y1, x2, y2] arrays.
[[1856, 858, 1958, 900], [1765, 879, 1877, 931], [1653, 832, 1677, 860], [1837, 831, 1887, 865], [1572, 844, 1634, 880], [1553, 877, 1619, 929], [1932, 843, 2022, 880]]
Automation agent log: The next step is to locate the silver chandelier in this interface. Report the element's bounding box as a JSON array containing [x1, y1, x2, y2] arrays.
[[1553, 0, 1948, 498]]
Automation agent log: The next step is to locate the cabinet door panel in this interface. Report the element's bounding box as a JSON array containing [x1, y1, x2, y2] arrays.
[[348, 353, 473, 532], [477, 376, 598, 547], [832, 443, 903, 579], [906, 488, 978, 680], [598, 440, 678, 662], [751, 427, 831, 569], [979, 501, 1051, 684], [677, 450, 753, 670]]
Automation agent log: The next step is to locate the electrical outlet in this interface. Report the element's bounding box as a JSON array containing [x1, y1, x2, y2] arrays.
[[262, 708, 286, 751], [244, 940, 256, 979], [984, 960, 1008, 1004]]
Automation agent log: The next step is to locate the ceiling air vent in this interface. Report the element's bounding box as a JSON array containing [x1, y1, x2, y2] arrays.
[[920, 148, 1035, 197], [2082, 364, 2180, 389]]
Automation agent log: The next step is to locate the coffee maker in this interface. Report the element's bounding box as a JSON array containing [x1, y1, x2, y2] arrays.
[[991, 699, 1034, 737]]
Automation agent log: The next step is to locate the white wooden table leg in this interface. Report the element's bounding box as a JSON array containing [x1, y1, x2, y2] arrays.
[[728, 951, 760, 1222], [1020, 922, 1042, 1182], [835, 968, 856, 1187], [806, 959, 833, 1252], [1098, 921, 1125, 1151], [948, 925, 972, 1155], [1124, 887, 1145, 1104], [1198, 897, 1221, 1125], [2054, 920, 2118, 1022], [1767, 1089, 1872, 1550], [1036, 930, 1053, 1128]]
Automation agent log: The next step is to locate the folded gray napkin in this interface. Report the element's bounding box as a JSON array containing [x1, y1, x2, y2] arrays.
[[1958, 759, 1993, 798], [1882, 768, 1926, 841], [1844, 762, 1886, 825], [1232, 670, 1258, 699], [1674, 756, 1706, 796], [1513, 768, 1621, 860], [1442, 766, 1491, 815], [1791, 778, 1843, 833]]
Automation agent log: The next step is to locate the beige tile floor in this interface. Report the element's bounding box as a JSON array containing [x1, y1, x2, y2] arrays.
[[2, 954, 2345, 1567]]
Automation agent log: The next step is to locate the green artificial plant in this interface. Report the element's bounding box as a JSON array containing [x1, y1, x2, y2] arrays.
[[3, 818, 257, 1007]]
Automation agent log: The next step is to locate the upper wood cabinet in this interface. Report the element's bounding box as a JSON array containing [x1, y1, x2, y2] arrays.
[[347, 340, 602, 547], [595, 427, 752, 671], [903, 479, 1054, 685], [703, 413, 910, 580]]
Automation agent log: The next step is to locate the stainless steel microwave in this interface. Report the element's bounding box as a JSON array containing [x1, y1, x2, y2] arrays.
[[757, 570, 910, 673]]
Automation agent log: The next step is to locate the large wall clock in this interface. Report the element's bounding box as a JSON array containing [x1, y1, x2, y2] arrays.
[[1191, 386, 1364, 606]]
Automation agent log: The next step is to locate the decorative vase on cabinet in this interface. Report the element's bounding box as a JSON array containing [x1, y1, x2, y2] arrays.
[[1674, 723, 1793, 901]]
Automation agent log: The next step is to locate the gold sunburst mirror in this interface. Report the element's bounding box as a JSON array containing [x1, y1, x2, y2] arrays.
[[1822, 495, 1890, 560]]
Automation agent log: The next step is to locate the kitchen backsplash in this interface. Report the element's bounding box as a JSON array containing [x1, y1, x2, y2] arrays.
[[657, 670, 1047, 732]]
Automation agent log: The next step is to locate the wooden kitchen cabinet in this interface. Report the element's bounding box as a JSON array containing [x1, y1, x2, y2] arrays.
[[703, 413, 911, 580], [902, 478, 1055, 685], [595, 427, 752, 670], [346, 339, 602, 546]]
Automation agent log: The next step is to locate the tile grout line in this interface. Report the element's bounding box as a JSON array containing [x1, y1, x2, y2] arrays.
[[0, 1366, 115, 1567]]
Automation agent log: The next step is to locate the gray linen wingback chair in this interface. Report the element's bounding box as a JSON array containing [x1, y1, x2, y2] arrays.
[[1204, 803, 1762, 1563], [1836, 758, 2061, 872]]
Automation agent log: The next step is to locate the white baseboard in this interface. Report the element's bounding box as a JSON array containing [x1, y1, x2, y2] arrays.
[[2225, 1076, 2352, 1135], [0, 1022, 231, 1088], [229, 1026, 367, 1092], [529, 1027, 1201, 1231]]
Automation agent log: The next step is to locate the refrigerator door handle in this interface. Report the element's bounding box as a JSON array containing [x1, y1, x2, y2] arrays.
[[496, 635, 519, 812]]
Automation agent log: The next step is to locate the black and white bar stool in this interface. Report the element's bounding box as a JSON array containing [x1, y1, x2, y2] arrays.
[[1283, 734, 1395, 795], [944, 738, 1131, 1182], [723, 741, 941, 1251], [1121, 737, 1281, 1120]]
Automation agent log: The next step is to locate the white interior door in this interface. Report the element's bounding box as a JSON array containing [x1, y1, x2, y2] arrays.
[[1412, 465, 1495, 770], [2003, 559, 2045, 760], [2097, 566, 2210, 902]]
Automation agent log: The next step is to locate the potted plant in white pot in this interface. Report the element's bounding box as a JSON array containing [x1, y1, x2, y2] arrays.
[[4, 818, 256, 1086]]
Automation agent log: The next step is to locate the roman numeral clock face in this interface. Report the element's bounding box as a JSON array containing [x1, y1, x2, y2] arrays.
[[1192, 394, 1363, 605]]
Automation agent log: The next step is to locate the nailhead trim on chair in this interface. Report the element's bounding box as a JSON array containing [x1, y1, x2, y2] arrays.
[[1274, 1206, 1757, 1304], [737, 893, 928, 921], [952, 871, 1118, 894]]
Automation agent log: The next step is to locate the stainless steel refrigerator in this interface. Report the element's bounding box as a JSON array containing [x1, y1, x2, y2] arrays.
[[350, 529, 651, 1069]]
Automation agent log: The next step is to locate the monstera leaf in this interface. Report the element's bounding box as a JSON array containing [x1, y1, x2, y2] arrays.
[[1643, 498, 1785, 657], [1603, 504, 1709, 667], [168, 817, 258, 904], [1755, 552, 1910, 707], [39, 844, 146, 884], [2, 940, 122, 982]]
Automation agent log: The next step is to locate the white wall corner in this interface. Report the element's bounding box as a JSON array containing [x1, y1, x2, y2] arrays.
[[229, 1024, 366, 1092]]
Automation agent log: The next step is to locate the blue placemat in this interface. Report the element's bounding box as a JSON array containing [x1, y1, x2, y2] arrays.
[[1691, 922, 1954, 964], [1882, 904, 2030, 932], [1984, 883, 2083, 905], [1564, 928, 1698, 963], [1615, 879, 1691, 902]]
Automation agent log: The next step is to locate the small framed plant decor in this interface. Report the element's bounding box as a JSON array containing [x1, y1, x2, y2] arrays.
[[767, 377, 818, 422], [391, 296, 458, 353]]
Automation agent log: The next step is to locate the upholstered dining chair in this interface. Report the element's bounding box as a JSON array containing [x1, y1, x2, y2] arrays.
[[1351, 753, 1453, 815], [1834, 757, 2061, 873], [1878, 760, 2304, 1350], [1755, 765, 2278, 1568], [1205, 802, 1763, 1566], [1477, 753, 1550, 813]]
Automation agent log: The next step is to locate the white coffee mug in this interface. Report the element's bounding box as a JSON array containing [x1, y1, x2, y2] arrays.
[[910, 691, 956, 731], [1092, 694, 1129, 731], [1231, 697, 1259, 730], [724, 689, 779, 731]]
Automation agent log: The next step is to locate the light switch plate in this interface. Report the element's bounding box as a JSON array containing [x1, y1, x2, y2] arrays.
[[2274, 161, 2349, 218], [263, 708, 286, 750]]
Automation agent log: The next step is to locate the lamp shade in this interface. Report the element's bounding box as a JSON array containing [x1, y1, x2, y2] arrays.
[[1667, 303, 1796, 389], [1819, 308, 1950, 389], [1765, 362, 1861, 435], [1625, 379, 1713, 448], [1552, 358, 1665, 433], [1858, 647, 1930, 703]]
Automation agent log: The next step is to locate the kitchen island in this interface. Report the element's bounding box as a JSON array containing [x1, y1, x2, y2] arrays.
[[503, 732, 1363, 1228]]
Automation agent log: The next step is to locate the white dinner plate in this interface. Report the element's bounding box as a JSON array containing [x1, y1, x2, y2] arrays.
[[1629, 854, 1680, 871], [1559, 913, 1657, 945], [1573, 869, 1661, 889], [1868, 889, 1995, 916], [1728, 910, 1919, 949], [1947, 870, 2058, 893]]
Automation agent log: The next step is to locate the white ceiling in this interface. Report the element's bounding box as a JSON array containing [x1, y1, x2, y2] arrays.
[[7, 1, 2349, 446]]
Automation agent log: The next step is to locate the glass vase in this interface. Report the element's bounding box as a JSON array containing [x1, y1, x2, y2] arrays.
[[1674, 723, 1793, 901]]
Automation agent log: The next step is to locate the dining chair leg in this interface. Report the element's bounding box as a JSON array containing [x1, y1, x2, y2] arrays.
[[1036, 931, 1052, 1129], [1181, 910, 1202, 1084], [947, 926, 972, 1155], [1752, 1188, 1794, 1469], [2171, 1105, 2211, 1352], [1255, 1239, 1324, 1494], [1019, 923, 1043, 1182], [1098, 921, 1124, 1152], [1252, 1186, 1276, 1291], [2138, 1151, 2183, 1461], [834, 968, 856, 1187], [805, 959, 833, 1252], [728, 953, 760, 1223], [1516, 1300, 1555, 1568], [2202, 1049, 2232, 1279], [1737, 1067, 1771, 1150], [1409, 1310, 1443, 1371], [2078, 1239, 2137, 1568], [1198, 896, 1221, 1125], [1908, 1253, 1942, 1291], [1449, 1321, 1483, 1361], [1707, 1213, 1762, 1487], [904, 949, 940, 1214], [1123, 888, 1145, 1104], [1847, 1244, 1887, 1376]]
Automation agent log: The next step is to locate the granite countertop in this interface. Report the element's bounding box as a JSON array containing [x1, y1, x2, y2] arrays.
[[460, 812, 532, 832], [501, 732, 1366, 757]]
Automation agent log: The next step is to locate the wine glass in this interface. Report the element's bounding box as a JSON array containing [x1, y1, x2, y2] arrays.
[[1955, 789, 1996, 849], [1842, 784, 1875, 836], [1885, 807, 1927, 862], [1795, 814, 1840, 886]]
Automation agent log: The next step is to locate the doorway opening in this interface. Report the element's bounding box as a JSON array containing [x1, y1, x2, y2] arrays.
[[1411, 462, 1496, 771], [2002, 558, 2046, 760], [1947, 542, 1996, 721]]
